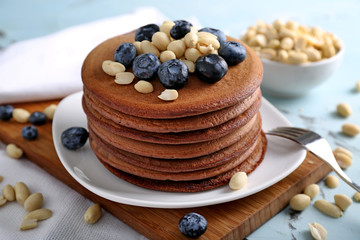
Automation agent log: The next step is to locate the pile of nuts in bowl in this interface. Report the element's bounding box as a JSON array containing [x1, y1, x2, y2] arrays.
[[241, 19, 343, 64]]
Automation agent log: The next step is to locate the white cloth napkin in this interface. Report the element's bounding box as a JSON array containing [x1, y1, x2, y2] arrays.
[[0, 7, 167, 104], [0, 7, 170, 239]]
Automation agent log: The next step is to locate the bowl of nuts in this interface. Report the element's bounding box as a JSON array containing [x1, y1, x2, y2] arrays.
[[241, 19, 344, 97]]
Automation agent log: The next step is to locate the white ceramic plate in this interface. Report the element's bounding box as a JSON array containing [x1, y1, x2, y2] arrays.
[[53, 91, 306, 208]]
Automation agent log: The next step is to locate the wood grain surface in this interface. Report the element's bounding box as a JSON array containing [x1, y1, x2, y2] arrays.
[[0, 99, 332, 240]]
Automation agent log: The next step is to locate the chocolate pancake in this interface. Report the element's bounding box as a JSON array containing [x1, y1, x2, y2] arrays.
[[98, 132, 267, 192], [90, 133, 261, 181], [83, 95, 261, 144], [88, 113, 261, 159], [81, 31, 263, 119], [83, 87, 262, 133], [89, 122, 261, 173]]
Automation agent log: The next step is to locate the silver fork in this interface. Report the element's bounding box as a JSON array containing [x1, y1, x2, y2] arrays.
[[267, 126, 360, 192]]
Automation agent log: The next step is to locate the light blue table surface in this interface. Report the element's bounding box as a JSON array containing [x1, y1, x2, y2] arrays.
[[1, 0, 359, 239]]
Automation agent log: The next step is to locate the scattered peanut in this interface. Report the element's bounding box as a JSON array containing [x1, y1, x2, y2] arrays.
[[289, 194, 311, 211], [304, 184, 320, 199], [2, 184, 15, 201], [314, 199, 343, 218], [84, 203, 102, 224], [242, 19, 341, 64], [6, 143, 23, 159], [336, 102, 352, 117], [334, 194, 352, 211], [325, 175, 339, 188], [151, 32, 171, 51], [0, 196, 7, 207], [353, 192, 360, 202], [333, 148, 352, 169], [134, 80, 154, 94], [158, 89, 179, 101], [12, 108, 30, 123], [308, 222, 327, 240], [141, 40, 160, 57], [24, 209, 52, 221], [114, 72, 135, 85], [341, 123, 360, 137], [133, 41, 142, 55], [102, 60, 125, 76], [19, 219, 38, 231], [167, 40, 186, 58], [43, 104, 57, 120], [14, 182, 31, 206], [229, 172, 248, 190], [24, 193, 43, 212], [356, 80, 360, 92], [184, 32, 198, 48], [184, 48, 202, 62], [180, 59, 195, 73]]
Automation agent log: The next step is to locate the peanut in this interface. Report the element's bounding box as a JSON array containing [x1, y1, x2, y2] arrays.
[[356, 80, 360, 92], [0, 196, 7, 207], [43, 104, 57, 120], [141, 40, 160, 57], [6, 144, 23, 159], [325, 175, 339, 188], [13, 108, 30, 123], [14, 182, 31, 206], [314, 199, 343, 218], [304, 183, 320, 199], [341, 123, 360, 137], [288, 51, 308, 64], [159, 20, 175, 36], [160, 50, 176, 63], [334, 194, 352, 211], [184, 48, 202, 62], [2, 184, 15, 201], [336, 102, 352, 117], [289, 194, 311, 211], [308, 222, 327, 240], [133, 41, 142, 55], [24, 209, 52, 221], [180, 59, 195, 73], [197, 32, 220, 50], [114, 72, 135, 85], [158, 89, 178, 101], [152, 32, 171, 51], [84, 203, 102, 224], [19, 219, 38, 231], [0, 175, 3, 182], [229, 172, 248, 190], [184, 32, 198, 48], [24, 193, 43, 212], [167, 40, 186, 58], [102, 60, 125, 76], [353, 192, 360, 202], [134, 80, 154, 94], [333, 151, 352, 169]]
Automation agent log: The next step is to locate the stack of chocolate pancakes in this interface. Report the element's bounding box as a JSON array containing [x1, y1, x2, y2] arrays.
[[81, 31, 267, 192]]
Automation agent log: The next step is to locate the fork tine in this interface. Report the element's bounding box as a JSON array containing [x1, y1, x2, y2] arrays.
[[267, 129, 300, 138]]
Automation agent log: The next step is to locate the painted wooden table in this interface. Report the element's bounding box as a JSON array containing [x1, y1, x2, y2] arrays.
[[1, 0, 360, 239]]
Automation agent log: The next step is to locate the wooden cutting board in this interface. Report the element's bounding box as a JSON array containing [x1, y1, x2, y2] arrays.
[[0, 99, 331, 240]]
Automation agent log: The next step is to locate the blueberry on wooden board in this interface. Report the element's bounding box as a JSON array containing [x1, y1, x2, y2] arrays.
[[21, 126, 38, 140], [0, 105, 14, 121], [29, 112, 47, 125], [178, 212, 207, 238]]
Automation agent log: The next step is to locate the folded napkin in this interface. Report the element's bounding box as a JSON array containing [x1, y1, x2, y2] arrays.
[[0, 7, 167, 104]]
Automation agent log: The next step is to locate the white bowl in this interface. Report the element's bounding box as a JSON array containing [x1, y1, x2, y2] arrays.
[[260, 46, 345, 98]]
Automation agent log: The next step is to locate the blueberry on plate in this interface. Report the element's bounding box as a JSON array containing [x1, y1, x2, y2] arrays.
[[170, 20, 193, 39], [199, 27, 226, 45], [132, 53, 161, 80], [21, 126, 38, 140], [135, 23, 159, 41], [114, 42, 137, 68], [29, 111, 47, 125], [195, 54, 228, 83], [158, 59, 189, 89], [0, 105, 14, 121], [61, 127, 89, 150], [219, 41, 247, 65], [178, 212, 207, 238]]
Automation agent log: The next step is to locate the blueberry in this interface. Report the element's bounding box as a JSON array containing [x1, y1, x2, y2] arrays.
[[219, 41, 247, 66], [132, 53, 161, 80], [158, 59, 189, 89], [29, 111, 47, 125], [199, 27, 226, 45], [21, 126, 38, 140], [114, 42, 137, 68], [178, 212, 207, 238], [195, 54, 228, 83], [0, 105, 14, 121], [170, 20, 193, 39], [61, 127, 89, 150], [135, 23, 159, 41]]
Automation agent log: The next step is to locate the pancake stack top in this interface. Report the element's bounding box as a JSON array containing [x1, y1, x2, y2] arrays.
[[81, 21, 267, 192]]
